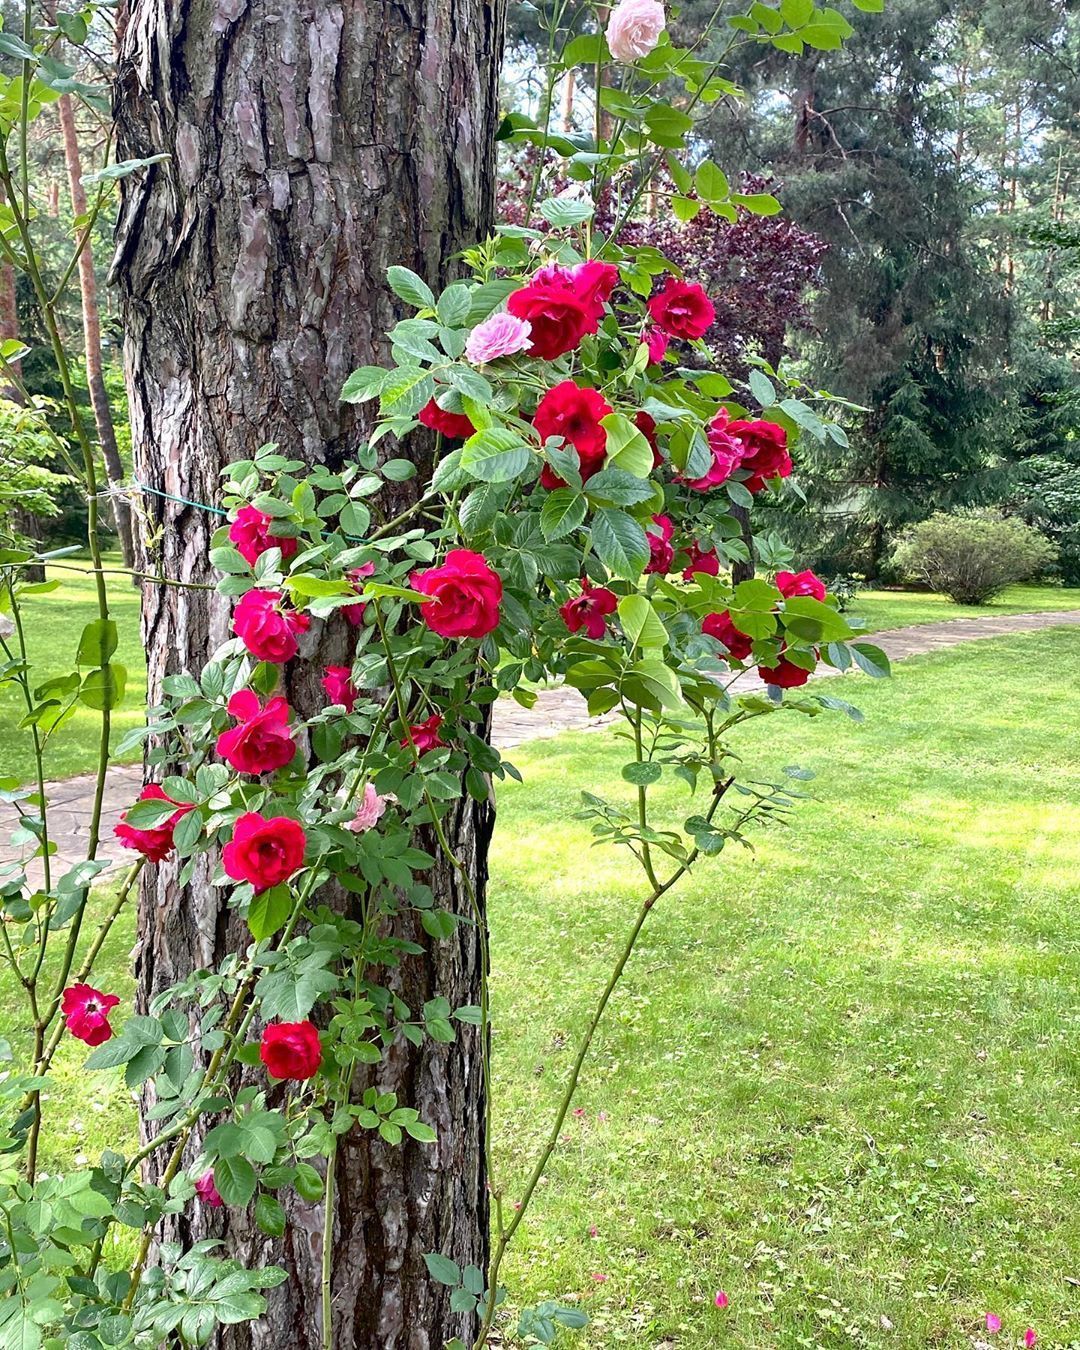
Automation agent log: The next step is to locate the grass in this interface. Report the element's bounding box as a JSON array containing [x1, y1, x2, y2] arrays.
[[0, 556, 146, 784], [848, 582, 1080, 635], [3, 627, 1079, 1346]]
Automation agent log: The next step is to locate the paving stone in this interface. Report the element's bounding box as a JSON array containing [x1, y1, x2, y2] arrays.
[[3, 608, 1077, 890]]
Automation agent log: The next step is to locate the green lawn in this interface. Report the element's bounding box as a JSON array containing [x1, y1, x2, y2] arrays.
[[4, 627, 1079, 1346], [848, 583, 1080, 634], [0, 557, 146, 783]]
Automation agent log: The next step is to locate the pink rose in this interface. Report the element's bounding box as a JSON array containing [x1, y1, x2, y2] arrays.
[[606, 0, 666, 62], [681, 409, 745, 491], [346, 783, 389, 833], [465, 312, 533, 364], [195, 1170, 223, 1208], [343, 561, 376, 627]]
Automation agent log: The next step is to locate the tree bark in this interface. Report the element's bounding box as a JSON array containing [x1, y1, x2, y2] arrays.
[[46, 1, 137, 568], [111, 2, 504, 1346]]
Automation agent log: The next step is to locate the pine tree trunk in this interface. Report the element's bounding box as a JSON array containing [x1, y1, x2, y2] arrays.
[[111, 2, 504, 1345], [46, 0, 136, 569]]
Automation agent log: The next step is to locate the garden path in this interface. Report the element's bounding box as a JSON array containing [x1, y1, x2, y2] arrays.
[[5, 608, 1078, 886]]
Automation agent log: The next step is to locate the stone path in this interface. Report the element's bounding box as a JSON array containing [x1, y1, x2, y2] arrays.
[[5, 608, 1078, 884]]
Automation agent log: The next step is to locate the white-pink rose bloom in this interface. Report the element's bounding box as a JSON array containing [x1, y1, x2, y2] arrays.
[[606, 0, 666, 63], [465, 312, 533, 365], [346, 783, 389, 833]]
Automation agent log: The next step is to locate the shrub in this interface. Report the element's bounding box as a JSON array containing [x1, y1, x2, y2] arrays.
[[893, 510, 1057, 604]]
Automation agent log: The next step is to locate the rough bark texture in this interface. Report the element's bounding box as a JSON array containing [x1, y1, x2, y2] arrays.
[[111, 2, 504, 1345]]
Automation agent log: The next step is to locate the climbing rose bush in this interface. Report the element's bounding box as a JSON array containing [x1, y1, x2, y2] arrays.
[[0, 3, 896, 1348]]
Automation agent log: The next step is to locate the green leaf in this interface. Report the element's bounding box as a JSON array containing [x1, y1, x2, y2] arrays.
[[672, 195, 701, 223], [437, 284, 472, 327], [255, 1192, 287, 1237], [850, 641, 891, 678], [694, 160, 729, 203], [378, 366, 433, 417], [214, 1155, 257, 1207], [601, 413, 653, 478], [340, 366, 389, 403], [75, 619, 118, 667], [247, 885, 292, 941], [630, 657, 685, 711], [617, 593, 668, 651], [590, 509, 649, 579], [386, 266, 435, 309], [79, 664, 126, 711], [459, 427, 532, 483], [538, 194, 595, 227], [423, 1252, 462, 1286], [540, 489, 587, 541], [621, 760, 662, 785], [731, 192, 783, 215], [749, 368, 776, 408], [585, 468, 655, 507]]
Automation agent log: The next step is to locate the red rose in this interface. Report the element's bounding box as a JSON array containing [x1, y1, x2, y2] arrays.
[[232, 589, 310, 663], [757, 653, 815, 688], [682, 410, 745, 492], [534, 381, 613, 488], [644, 514, 674, 575], [644, 326, 669, 364], [343, 561, 376, 627], [321, 665, 358, 712], [402, 713, 445, 753], [114, 784, 195, 863], [412, 549, 503, 639], [222, 811, 306, 893], [682, 542, 720, 580], [228, 505, 299, 568], [216, 689, 295, 775], [508, 260, 615, 360], [61, 983, 120, 1047], [259, 1021, 322, 1081], [702, 611, 753, 661], [635, 410, 664, 468], [776, 569, 826, 601], [419, 398, 476, 441], [729, 419, 792, 493], [647, 277, 715, 341], [560, 578, 618, 639]]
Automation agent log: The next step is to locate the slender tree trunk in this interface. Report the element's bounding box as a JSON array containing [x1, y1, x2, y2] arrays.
[[48, 13, 136, 569], [0, 223, 47, 576], [112, 2, 504, 1346]]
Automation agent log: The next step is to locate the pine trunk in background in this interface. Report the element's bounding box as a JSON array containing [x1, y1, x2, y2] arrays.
[[111, 2, 504, 1345], [46, 0, 136, 568]]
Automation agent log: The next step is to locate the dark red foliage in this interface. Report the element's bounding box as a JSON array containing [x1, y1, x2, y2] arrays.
[[605, 174, 827, 377], [498, 163, 825, 379]]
